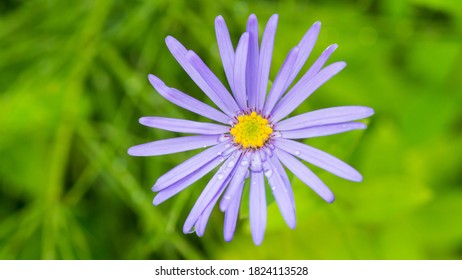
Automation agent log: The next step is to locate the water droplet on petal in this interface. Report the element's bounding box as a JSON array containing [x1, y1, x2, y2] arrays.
[[271, 186, 276, 191], [259, 150, 267, 162], [268, 143, 275, 150], [241, 158, 249, 167], [187, 226, 196, 234], [218, 134, 228, 142], [217, 151, 223, 155], [219, 157, 225, 162], [273, 131, 282, 138], [294, 150, 301, 156], [203, 145, 208, 148], [250, 153, 262, 172], [225, 143, 231, 148], [228, 120, 234, 125], [264, 169, 273, 178], [228, 161, 235, 168], [217, 172, 224, 180]]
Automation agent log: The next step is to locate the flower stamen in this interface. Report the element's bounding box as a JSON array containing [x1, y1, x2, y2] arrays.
[[230, 112, 273, 149]]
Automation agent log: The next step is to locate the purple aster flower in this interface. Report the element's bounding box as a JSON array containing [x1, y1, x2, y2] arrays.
[[128, 14, 374, 245]]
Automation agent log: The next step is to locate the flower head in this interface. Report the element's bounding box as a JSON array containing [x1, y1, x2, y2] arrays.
[[128, 14, 374, 245]]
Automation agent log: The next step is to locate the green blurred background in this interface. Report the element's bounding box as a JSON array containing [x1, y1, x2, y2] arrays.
[[1, 0, 462, 259]]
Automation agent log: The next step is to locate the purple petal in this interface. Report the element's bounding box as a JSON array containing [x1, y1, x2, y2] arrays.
[[246, 14, 259, 110], [264, 44, 337, 118], [165, 36, 239, 117], [250, 151, 263, 172], [223, 179, 244, 242], [195, 193, 221, 237], [148, 74, 230, 124], [186, 51, 241, 115], [153, 155, 224, 205], [297, 44, 338, 85], [233, 32, 249, 109], [195, 153, 243, 237], [250, 171, 266, 245], [139, 117, 229, 135], [275, 149, 334, 203], [256, 14, 278, 111], [271, 62, 346, 122], [271, 154, 295, 207], [276, 106, 374, 131], [285, 21, 321, 87], [152, 141, 232, 191], [263, 46, 300, 116], [219, 154, 249, 211], [265, 157, 296, 229], [215, 16, 235, 92], [281, 122, 367, 139], [128, 135, 219, 157], [275, 138, 362, 182], [183, 153, 241, 233]]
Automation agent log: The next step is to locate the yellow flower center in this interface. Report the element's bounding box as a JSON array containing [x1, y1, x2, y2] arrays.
[[230, 112, 273, 149]]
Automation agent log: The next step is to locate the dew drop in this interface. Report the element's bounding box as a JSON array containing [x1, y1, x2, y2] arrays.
[[227, 161, 235, 168], [273, 131, 282, 138], [294, 150, 301, 156], [187, 226, 196, 234], [203, 145, 208, 148], [259, 150, 267, 162], [217, 151, 223, 156], [241, 158, 249, 167], [219, 157, 225, 162], [218, 134, 228, 142], [271, 186, 276, 191], [268, 143, 275, 150], [228, 120, 234, 125], [225, 143, 231, 148], [264, 169, 273, 178], [217, 172, 224, 180], [250, 154, 262, 172], [252, 181, 256, 185]]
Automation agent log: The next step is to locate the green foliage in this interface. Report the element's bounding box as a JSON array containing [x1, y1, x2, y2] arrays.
[[0, 0, 461, 259]]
